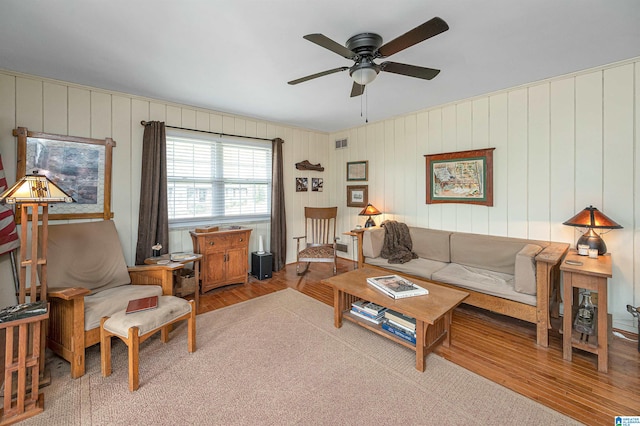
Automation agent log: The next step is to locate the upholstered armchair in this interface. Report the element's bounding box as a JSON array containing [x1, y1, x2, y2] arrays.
[[43, 220, 182, 378], [294, 207, 338, 275]]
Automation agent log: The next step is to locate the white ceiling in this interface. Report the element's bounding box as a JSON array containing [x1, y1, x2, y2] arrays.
[[2, 1, 639, 133]]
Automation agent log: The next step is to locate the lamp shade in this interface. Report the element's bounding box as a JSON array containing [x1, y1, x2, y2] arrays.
[[359, 203, 381, 217], [0, 174, 74, 204], [358, 203, 381, 228], [563, 205, 622, 255], [562, 205, 622, 229]]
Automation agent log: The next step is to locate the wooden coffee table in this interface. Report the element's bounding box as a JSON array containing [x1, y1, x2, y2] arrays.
[[322, 267, 469, 372]]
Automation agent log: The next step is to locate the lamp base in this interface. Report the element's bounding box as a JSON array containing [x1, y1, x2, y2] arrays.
[[577, 229, 607, 255], [364, 217, 376, 228]]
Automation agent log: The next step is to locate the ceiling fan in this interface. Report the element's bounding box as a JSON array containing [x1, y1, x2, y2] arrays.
[[288, 17, 449, 98]]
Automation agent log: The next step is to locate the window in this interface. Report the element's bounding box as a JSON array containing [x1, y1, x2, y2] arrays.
[[166, 130, 272, 227]]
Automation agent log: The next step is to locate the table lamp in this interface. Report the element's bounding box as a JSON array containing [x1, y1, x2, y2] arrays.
[[562, 205, 622, 255], [359, 203, 381, 228]]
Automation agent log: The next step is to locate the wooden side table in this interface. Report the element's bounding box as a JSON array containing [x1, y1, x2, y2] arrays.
[[560, 250, 612, 372], [145, 254, 202, 313]]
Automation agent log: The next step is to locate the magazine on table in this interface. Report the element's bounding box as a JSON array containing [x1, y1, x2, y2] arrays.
[[366, 274, 428, 299]]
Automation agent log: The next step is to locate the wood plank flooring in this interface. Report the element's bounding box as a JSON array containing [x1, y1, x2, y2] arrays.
[[196, 258, 640, 426]]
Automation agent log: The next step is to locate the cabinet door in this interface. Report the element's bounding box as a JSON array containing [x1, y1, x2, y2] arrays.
[[203, 250, 226, 291], [225, 247, 248, 283]]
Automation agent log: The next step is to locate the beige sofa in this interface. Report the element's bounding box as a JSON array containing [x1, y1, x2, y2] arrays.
[[354, 226, 569, 347]]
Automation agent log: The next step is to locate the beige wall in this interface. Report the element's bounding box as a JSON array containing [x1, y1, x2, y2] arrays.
[[0, 70, 332, 309], [330, 58, 640, 333]]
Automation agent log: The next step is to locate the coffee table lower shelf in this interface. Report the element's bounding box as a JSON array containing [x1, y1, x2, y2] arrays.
[[337, 295, 450, 372], [343, 310, 447, 353]]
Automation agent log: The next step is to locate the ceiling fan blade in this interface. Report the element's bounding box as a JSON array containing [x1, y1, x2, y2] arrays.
[[377, 17, 449, 58], [303, 34, 357, 59], [380, 62, 441, 80], [288, 67, 349, 85], [350, 82, 365, 98]]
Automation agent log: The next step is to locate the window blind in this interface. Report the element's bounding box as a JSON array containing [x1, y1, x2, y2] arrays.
[[166, 131, 272, 226]]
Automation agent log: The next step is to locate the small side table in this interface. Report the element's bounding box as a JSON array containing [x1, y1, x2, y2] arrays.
[[560, 250, 612, 372], [145, 254, 202, 313]]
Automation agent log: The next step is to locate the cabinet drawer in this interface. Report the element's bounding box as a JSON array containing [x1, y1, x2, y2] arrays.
[[201, 234, 248, 252]]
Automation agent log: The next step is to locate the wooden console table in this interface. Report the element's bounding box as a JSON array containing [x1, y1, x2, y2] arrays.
[[322, 267, 468, 372], [561, 251, 612, 372]]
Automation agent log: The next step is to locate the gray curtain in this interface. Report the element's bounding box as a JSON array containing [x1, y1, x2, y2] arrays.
[[135, 121, 168, 265], [270, 138, 286, 271]]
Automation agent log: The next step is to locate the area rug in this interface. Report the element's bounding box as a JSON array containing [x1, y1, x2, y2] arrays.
[[23, 289, 580, 425]]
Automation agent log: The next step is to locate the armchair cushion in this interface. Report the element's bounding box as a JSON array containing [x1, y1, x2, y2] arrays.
[[84, 284, 163, 330], [47, 220, 131, 294]]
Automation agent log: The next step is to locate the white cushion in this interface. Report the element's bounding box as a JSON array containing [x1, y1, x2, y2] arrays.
[[84, 285, 162, 330], [103, 295, 192, 338]]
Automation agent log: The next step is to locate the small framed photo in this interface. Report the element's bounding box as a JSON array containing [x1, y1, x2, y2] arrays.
[[347, 185, 368, 207], [347, 161, 368, 181], [312, 178, 323, 192], [296, 177, 308, 192]]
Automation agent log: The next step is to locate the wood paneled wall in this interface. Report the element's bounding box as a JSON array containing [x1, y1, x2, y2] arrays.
[[330, 58, 639, 333], [0, 70, 329, 308]]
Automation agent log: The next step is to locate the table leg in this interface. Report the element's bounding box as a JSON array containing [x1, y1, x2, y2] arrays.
[[563, 273, 573, 362], [443, 311, 453, 348], [333, 288, 343, 328], [415, 320, 426, 372], [597, 281, 608, 373], [193, 259, 200, 313]]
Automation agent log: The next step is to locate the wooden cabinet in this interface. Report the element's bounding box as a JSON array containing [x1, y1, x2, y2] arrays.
[[190, 228, 252, 293]]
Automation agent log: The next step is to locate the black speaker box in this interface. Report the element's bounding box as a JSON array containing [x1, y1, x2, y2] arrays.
[[251, 252, 272, 280]]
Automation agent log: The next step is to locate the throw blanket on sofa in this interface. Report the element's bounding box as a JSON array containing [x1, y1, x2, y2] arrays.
[[380, 221, 418, 264]]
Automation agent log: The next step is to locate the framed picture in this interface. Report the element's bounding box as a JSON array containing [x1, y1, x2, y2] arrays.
[[312, 177, 323, 192], [346, 160, 368, 181], [296, 177, 308, 192], [13, 127, 115, 222], [347, 185, 368, 207], [425, 148, 495, 206]]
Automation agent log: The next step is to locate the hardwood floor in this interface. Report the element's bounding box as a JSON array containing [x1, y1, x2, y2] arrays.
[[196, 258, 640, 426]]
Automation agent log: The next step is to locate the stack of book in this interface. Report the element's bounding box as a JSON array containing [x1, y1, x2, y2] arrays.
[[366, 274, 428, 299], [350, 300, 387, 324], [382, 309, 417, 344]]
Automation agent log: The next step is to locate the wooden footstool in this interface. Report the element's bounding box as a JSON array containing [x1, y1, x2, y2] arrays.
[[100, 296, 196, 391]]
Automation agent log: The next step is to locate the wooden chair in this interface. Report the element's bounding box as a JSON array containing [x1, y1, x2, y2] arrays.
[[43, 220, 182, 379], [293, 207, 338, 276]]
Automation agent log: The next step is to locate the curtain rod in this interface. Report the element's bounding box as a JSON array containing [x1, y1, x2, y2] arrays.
[[140, 121, 277, 142]]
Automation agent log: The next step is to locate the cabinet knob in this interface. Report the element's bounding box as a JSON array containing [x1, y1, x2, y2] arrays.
[[239, 238, 243, 242], [209, 241, 214, 245]]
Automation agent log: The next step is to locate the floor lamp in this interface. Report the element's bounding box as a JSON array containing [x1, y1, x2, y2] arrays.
[[0, 173, 73, 423]]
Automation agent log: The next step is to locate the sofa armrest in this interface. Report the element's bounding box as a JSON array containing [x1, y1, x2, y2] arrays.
[[128, 264, 183, 295], [535, 242, 570, 265], [535, 242, 569, 347], [48, 287, 91, 300]]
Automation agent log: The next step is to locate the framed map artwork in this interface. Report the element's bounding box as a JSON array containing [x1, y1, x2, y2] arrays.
[[425, 148, 495, 206]]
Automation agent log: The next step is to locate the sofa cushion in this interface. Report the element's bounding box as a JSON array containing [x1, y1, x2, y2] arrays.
[[450, 233, 532, 275], [366, 256, 448, 280], [46, 221, 132, 294], [362, 227, 385, 258], [514, 244, 543, 295], [432, 263, 536, 306], [409, 227, 452, 263], [84, 284, 163, 330]]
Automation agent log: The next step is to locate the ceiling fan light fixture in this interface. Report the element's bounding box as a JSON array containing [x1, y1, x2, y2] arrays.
[[351, 66, 378, 86]]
